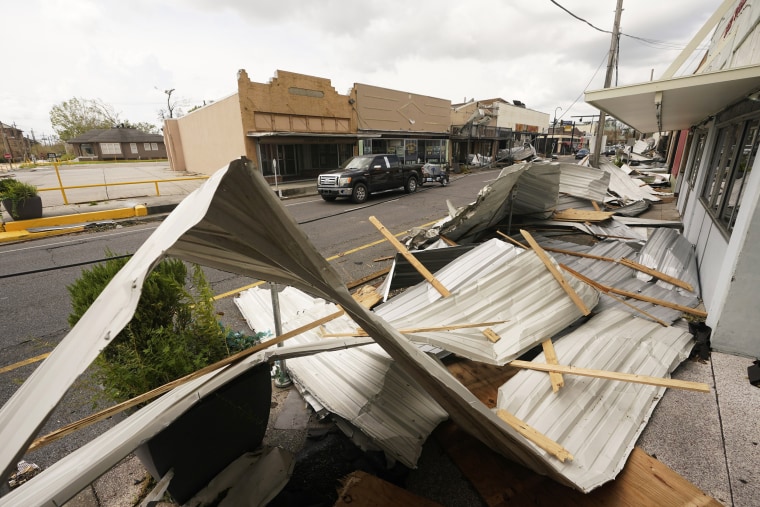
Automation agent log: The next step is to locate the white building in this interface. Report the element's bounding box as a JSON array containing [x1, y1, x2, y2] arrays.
[[586, 0, 760, 358]]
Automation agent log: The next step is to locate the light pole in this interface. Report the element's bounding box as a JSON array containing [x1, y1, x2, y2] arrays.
[[165, 88, 175, 119]]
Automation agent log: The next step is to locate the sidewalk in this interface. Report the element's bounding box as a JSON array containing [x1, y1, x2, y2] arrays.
[[0, 167, 318, 243]]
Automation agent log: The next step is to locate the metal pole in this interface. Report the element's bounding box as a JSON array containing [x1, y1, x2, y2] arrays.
[[592, 0, 624, 168], [270, 282, 292, 388]]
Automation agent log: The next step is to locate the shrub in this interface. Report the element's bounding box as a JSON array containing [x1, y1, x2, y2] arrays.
[[68, 254, 230, 404], [0, 178, 39, 219]]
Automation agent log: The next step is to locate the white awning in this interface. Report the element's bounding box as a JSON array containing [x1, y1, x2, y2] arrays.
[[585, 65, 760, 133]]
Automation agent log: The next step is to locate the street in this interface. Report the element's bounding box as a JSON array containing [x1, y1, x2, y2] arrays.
[[0, 168, 497, 472]]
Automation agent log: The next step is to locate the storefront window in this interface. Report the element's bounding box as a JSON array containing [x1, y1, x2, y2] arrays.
[[686, 130, 707, 188], [700, 116, 760, 234]]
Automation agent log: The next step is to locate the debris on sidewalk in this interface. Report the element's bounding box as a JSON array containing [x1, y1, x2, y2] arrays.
[[0, 156, 716, 504]]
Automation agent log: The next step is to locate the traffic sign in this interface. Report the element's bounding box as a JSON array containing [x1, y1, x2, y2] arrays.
[[3, 153, 10, 159]]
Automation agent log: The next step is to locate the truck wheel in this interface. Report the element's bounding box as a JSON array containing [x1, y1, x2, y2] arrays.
[[404, 176, 418, 194], [351, 183, 368, 204], [321, 195, 337, 202]]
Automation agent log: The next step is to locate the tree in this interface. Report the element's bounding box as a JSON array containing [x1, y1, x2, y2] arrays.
[[49, 98, 121, 141], [121, 120, 159, 134]]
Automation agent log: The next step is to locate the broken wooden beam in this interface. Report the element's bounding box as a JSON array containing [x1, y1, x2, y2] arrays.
[[561, 264, 707, 319], [496, 409, 574, 462], [509, 360, 710, 393], [369, 216, 451, 298], [321, 320, 509, 338], [520, 229, 591, 316], [541, 339, 564, 392]]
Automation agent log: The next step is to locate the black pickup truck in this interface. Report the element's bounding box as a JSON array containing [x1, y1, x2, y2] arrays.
[[317, 154, 422, 203]]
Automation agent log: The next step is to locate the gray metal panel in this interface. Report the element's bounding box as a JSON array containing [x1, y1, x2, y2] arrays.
[[636, 228, 701, 297], [234, 287, 448, 468], [375, 239, 600, 365], [558, 163, 610, 202], [497, 309, 694, 492], [511, 163, 560, 218]]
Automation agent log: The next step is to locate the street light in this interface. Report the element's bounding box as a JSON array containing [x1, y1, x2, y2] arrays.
[[165, 88, 175, 119]]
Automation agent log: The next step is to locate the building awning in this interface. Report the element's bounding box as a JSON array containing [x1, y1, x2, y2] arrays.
[[246, 132, 359, 138], [585, 65, 760, 133]]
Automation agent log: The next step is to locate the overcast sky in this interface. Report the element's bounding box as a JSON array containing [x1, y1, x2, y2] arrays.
[[3, 0, 720, 141]]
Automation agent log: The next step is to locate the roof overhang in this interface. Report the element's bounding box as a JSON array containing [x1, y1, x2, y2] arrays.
[[246, 132, 358, 138], [585, 65, 760, 133]]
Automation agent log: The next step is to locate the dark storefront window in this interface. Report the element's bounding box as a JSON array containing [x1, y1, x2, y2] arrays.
[[700, 116, 760, 234], [261, 142, 353, 178], [363, 139, 446, 164]]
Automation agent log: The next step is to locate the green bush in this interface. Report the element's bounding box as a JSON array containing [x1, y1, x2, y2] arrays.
[[0, 178, 39, 219], [68, 254, 230, 404]]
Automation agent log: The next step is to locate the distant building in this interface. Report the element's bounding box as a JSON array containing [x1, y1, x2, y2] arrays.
[[67, 127, 166, 161], [449, 99, 548, 163], [0, 122, 34, 162]]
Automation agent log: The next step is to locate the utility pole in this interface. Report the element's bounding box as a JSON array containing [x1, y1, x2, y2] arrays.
[[591, 0, 624, 168]]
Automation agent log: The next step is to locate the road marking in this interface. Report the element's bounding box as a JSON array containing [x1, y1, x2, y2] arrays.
[[213, 217, 440, 300], [0, 353, 50, 374]]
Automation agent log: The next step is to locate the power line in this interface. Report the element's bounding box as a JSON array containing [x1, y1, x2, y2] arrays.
[[549, 0, 708, 50]]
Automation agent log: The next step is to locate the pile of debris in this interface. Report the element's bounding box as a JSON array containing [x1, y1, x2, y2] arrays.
[[0, 157, 711, 505]]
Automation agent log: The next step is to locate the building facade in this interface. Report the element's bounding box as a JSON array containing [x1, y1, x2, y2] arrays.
[[67, 127, 166, 161], [449, 99, 549, 163], [586, 0, 760, 358]]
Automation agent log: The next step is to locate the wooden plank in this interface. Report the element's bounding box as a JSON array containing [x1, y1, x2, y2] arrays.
[[496, 230, 528, 249], [509, 360, 710, 393], [552, 209, 614, 222], [561, 264, 708, 319], [496, 409, 574, 462], [591, 201, 601, 211], [617, 257, 695, 292], [335, 470, 443, 507], [520, 229, 591, 316], [369, 216, 451, 297], [539, 247, 694, 292], [352, 285, 382, 309], [435, 421, 722, 507], [483, 328, 502, 343], [346, 267, 391, 290], [541, 340, 564, 392], [322, 320, 509, 338]]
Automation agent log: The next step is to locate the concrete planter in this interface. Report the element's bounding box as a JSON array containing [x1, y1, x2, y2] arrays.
[[135, 362, 272, 504], [2, 196, 42, 221]]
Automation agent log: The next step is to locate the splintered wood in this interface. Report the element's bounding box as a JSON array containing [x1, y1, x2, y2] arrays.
[[369, 216, 451, 297]]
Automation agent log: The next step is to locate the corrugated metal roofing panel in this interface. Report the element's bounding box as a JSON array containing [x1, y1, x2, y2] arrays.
[[599, 160, 662, 203], [437, 164, 528, 243], [532, 236, 700, 323], [555, 194, 596, 212], [234, 287, 448, 468], [0, 158, 674, 498], [635, 227, 701, 297], [375, 239, 600, 365], [558, 163, 610, 202], [497, 309, 694, 492], [511, 163, 560, 218]]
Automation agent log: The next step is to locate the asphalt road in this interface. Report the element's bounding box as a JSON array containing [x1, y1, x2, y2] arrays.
[[0, 168, 499, 474]]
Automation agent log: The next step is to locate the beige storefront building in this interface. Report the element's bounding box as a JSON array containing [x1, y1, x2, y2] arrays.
[[164, 70, 450, 181]]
